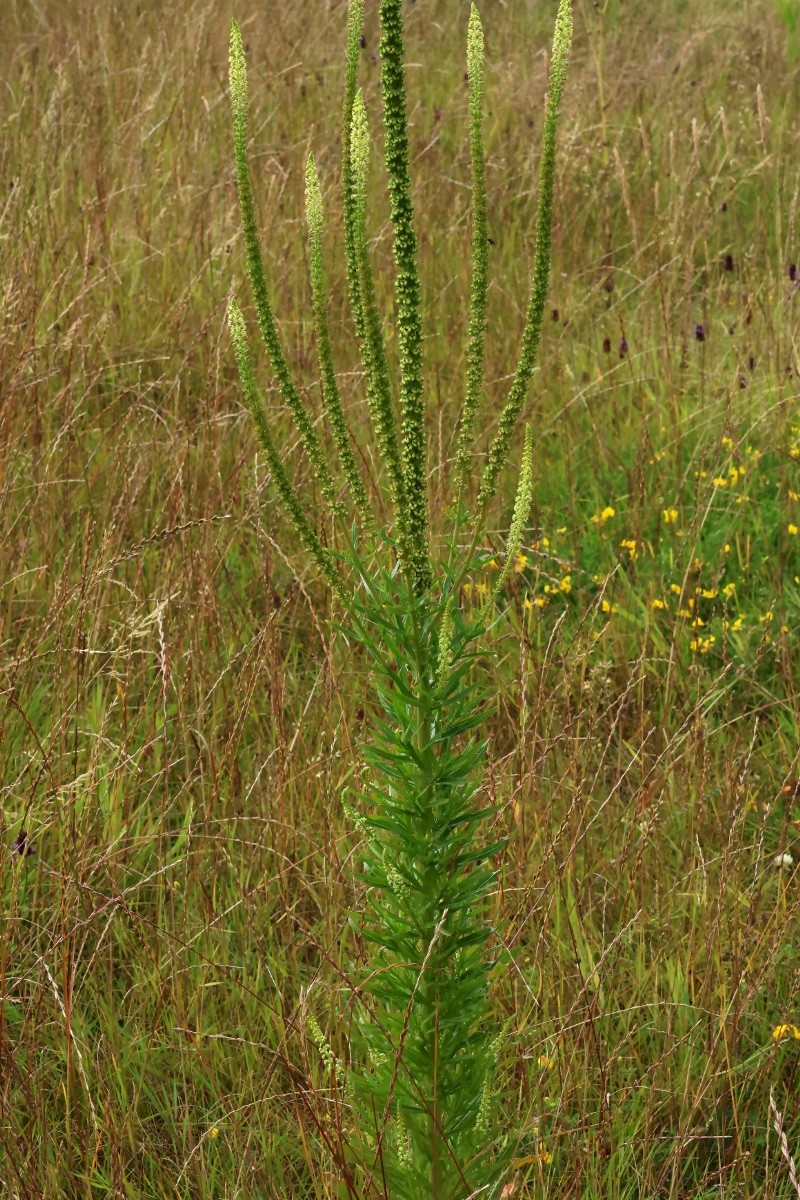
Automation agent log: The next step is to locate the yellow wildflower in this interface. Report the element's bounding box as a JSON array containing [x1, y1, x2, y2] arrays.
[[722, 582, 736, 598], [670, 583, 682, 595], [591, 506, 616, 525], [772, 1024, 800, 1041], [663, 507, 679, 525], [537, 1055, 555, 1070], [601, 599, 617, 614], [651, 598, 667, 610], [559, 575, 572, 594], [701, 588, 717, 599], [620, 538, 638, 559], [789, 490, 800, 502], [514, 552, 529, 572], [712, 476, 728, 488], [721, 436, 734, 451], [788, 524, 799, 536]]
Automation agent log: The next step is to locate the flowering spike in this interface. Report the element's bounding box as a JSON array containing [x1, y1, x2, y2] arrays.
[[453, 5, 489, 502], [436, 595, 455, 691], [379, 0, 432, 593], [477, 0, 572, 514], [305, 153, 372, 524], [229, 20, 342, 519], [350, 92, 413, 572], [492, 424, 535, 602], [342, 0, 366, 340], [227, 299, 344, 599]]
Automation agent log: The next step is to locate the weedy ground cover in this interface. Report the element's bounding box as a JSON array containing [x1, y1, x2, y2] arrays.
[[0, 1, 798, 1197]]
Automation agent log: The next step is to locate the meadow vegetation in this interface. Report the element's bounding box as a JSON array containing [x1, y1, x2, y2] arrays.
[[0, 0, 799, 1196]]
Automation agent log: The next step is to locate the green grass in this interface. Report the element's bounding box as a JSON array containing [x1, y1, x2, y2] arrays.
[[1, 0, 799, 1196]]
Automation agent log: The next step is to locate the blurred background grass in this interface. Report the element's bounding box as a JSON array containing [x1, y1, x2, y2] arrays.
[[1, 0, 799, 1196]]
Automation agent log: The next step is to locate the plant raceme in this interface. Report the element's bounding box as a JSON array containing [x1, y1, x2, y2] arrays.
[[226, 2, 572, 1195]]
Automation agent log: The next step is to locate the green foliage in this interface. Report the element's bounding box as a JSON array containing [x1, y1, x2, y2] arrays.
[[341, 552, 511, 1197]]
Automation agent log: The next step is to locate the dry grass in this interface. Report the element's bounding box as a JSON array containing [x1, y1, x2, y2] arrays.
[[0, 0, 799, 1196]]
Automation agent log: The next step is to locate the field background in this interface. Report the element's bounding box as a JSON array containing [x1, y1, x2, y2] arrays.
[[1, 0, 799, 1196]]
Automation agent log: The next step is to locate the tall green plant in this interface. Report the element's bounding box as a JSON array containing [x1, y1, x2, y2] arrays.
[[226, 2, 572, 1195]]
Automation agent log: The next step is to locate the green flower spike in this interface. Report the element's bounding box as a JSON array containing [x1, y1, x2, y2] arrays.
[[229, 20, 344, 520], [477, 0, 573, 514], [350, 90, 412, 572], [342, 0, 366, 341], [453, 4, 489, 503], [492, 424, 535, 603], [379, 0, 432, 593], [227, 299, 344, 599], [305, 153, 372, 525]]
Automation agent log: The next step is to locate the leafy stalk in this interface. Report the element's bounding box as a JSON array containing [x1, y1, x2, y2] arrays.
[[342, 563, 512, 1199]]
